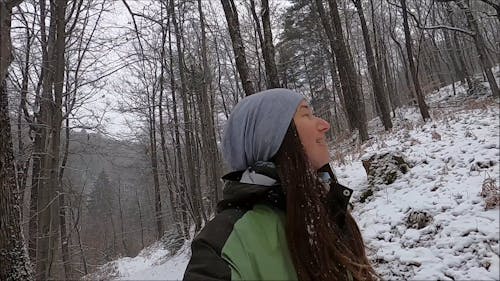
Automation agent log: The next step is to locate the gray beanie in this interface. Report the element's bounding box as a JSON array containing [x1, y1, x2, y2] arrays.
[[222, 88, 304, 171]]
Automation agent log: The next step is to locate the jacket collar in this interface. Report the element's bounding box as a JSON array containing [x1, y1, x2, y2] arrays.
[[219, 163, 354, 227], [219, 161, 284, 212]]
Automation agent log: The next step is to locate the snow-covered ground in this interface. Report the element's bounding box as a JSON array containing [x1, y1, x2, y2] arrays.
[[338, 91, 499, 280], [88, 80, 499, 280]]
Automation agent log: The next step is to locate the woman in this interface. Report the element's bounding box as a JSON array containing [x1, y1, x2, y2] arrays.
[[183, 88, 376, 281]]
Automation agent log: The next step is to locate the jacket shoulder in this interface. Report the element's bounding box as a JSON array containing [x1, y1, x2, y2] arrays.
[[197, 208, 247, 251], [183, 208, 246, 281]]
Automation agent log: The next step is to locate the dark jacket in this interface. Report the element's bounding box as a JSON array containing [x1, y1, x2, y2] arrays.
[[183, 164, 353, 281]]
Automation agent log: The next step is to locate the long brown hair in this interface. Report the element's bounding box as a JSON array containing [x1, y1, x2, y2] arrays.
[[274, 122, 377, 281]]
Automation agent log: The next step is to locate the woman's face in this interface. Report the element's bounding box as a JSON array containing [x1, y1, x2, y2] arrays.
[[293, 100, 331, 170]]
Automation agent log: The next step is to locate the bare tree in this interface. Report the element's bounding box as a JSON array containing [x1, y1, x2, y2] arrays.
[[0, 0, 32, 280], [448, 0, 499, 97], [314, 0, 369, 141], [0, 81, 33, 281], [220, 0, 256, 96], [353, 0, 393, 130], [167, 3, 191, 237], [400, 0, 431, 121], [170, 0, 205, 232], [260, 0, 280, 88], [197, 0, 222, 208]]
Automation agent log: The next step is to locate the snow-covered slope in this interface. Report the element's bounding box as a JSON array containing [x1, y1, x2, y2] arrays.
[[113, 242, 191, 280], [338, 93, 499, 280], [95, 82, 499, 281]]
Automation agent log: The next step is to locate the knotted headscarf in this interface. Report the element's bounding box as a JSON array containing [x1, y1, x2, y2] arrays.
[[222, 88, 304, 172]]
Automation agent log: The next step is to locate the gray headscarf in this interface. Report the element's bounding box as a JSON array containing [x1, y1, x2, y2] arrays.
[[222, 88, 304, 172]]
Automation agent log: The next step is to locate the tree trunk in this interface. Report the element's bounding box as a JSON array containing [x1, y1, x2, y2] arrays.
[[454, 0, 499, 97], [135, 190, 145, 249], [353, 0, 392, 130], [75, 217, 87, 275], [400, 0, 431, 121], [220, 0, 255, 96], [0, 58, 32, 281], [442, 27, 466, 84], [58, 119, 71, 279], [188, 83, 207, 223], [117, 183, 130, 256], [16, 20, 32, 202], [170, 0, 203, 233], [381, 40, 399, 111], [34, 1, 68, 279], [260, 0, 280, 88], [428, 33, 448, 88], [197, 0, 221, 210], [158, 2, 180, 235], [315, 23, 346, 122], [444, 3, 472, 86], [147, 90, 164, 239], [314, 0, 369, 141], [167, 4, 190, 237], [248, 0, 265, 90]]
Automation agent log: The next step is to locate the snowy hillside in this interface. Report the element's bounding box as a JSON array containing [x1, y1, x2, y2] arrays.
[[339, 88, 499, 280], [87, 81, 499, 281]]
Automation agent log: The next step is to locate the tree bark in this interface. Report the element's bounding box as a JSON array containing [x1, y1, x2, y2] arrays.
[[0, 82, 32, 281], [314, 0, 369, 141], [0, 2, 31, 279], [170, 0, 203, 232], [442, 27, 466, 84], [260, 0, 280, 88], [248, 0, 265, 90], [444, 3, 472, 86], [158, 1, 180, 236], [400, 0, 431, 121], [167, 3, 190, 237], [479, 0, 500, 24], [220, 0, 255, 96], [353, 0, 392, 130], [454, 0, 499, 97], [117, 183, 130, 256], [147, 88, 164, 239], [34, 0, 68, 278], [58, 118, 71, 279], [197, 0, 221, 209], [0, 31, 32, 279]]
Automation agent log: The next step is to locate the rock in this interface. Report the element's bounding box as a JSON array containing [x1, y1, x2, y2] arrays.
[[406, 210, 433, 229], [362, 152, 410, 185], [360, 188, 373, 203], [480, 177, 499, 210], [467, 78, 489, 96]]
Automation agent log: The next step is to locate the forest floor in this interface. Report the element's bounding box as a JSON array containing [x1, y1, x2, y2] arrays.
[[87, 76, 499, 281], [340, 82, 499, 280]]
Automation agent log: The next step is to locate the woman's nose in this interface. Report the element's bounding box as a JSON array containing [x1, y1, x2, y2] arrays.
[[317, 117, 330, 132]]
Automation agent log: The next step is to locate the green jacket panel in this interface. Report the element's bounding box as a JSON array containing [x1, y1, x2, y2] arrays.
[[222, 204, 298, 281]]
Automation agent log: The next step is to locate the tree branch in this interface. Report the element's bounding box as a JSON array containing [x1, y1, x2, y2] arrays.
[[478, 0, 499, 10], [6, 0, 24, 9], [387, 0, 475, 36], [121, 0, 146, 55]]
